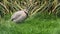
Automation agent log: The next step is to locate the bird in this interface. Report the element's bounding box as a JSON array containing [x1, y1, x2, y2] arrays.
[[11, 9, 28, 23]]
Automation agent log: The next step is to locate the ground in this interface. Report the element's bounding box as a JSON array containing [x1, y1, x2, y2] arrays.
[[0, 13, 60, 34]]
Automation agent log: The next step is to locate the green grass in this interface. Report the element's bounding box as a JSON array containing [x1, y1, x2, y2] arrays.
[[0, 13, 60, 34]]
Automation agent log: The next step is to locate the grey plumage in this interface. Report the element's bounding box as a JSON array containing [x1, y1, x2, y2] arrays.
[[11, 5, 32, 23], [11, 9, 28, 23]]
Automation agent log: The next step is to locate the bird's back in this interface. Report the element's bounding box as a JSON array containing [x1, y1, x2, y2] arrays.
[[11, 10, 27, 23]]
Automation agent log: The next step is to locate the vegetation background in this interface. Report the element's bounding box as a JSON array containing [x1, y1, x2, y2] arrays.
[[0, 0, 60, 34]]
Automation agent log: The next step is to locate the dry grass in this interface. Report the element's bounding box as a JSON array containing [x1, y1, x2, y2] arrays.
[[0, 0, 60, 17]]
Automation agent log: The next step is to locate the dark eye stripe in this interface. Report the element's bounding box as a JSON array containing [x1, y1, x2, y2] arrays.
[[24, 11, 28, 16]]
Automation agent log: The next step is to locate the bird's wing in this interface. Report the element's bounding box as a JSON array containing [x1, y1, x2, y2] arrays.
[[11, 12, 21, 21], [14, 14, 27, 22]]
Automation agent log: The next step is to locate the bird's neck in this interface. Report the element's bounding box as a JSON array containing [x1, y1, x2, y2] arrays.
[[24, 11, 28, 17]]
